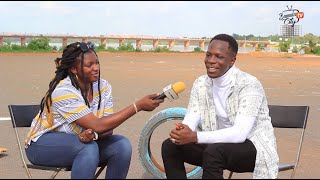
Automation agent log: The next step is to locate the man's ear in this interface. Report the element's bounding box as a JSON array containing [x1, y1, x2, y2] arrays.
[[231, 56, 236, 65]]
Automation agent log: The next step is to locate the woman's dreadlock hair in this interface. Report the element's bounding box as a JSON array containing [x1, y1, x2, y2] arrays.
[[39, 41, 102, 117]]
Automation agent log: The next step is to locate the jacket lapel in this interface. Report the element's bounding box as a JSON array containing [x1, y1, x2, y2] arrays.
[[201, 76, 217, 131]]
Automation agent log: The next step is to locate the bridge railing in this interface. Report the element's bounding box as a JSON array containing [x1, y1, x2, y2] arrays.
[[0, 33, 270, 49]]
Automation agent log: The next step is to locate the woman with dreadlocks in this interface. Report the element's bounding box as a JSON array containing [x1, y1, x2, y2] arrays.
[[24, 41, 164, 179]]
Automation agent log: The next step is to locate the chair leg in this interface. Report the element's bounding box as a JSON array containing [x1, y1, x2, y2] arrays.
[[23, 164, 32, 179], [49, 170, 61, 179], [94, 164, 107, 179], [228, 171, 233, 179], [13, 128, 33, 179], [290, 167, 296, 179]]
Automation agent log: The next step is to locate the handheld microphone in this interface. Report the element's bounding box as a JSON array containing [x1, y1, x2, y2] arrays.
[[153, 81, 186, 102]]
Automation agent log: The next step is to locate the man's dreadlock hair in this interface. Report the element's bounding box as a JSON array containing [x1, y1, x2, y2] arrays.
[[39, 41, 102, 117]]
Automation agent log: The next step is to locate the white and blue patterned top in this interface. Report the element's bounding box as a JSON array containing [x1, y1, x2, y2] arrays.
[[25, 76, 113, 146]]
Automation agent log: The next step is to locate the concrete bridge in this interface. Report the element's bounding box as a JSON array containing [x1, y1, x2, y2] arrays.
[[0, 33, 271, 49]]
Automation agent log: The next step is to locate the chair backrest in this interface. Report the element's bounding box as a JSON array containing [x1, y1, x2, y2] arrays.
[[8, 104, 40, 128], [8, 104, 41, 179], [268, 105, 309, 178], [228, 105, 310, 179], [268, 105, 309, 129]]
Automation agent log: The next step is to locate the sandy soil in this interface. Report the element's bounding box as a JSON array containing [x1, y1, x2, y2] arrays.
[[0, 52, 319, 179]]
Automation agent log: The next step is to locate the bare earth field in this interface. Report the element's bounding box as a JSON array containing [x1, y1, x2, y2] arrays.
[[0, 52, 319, 179]]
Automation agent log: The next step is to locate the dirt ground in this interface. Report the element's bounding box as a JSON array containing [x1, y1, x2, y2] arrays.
[[0, 51, 319, 179]]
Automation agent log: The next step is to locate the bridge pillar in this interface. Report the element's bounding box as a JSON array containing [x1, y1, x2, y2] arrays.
[[62, 38, 68, 47], [168, 40, 174, 48], [100, 38, 107, 46], [21, 37, 27, 46], [119, 39, 124, 47], [0, 37, 3, 47], [136, 39, 142, 50], [153, 40, 159, 48], [82, 38, 88, 43], [199, 41, 205, 48], [252, 43, 259, 48], [184, 40, 190, 47]]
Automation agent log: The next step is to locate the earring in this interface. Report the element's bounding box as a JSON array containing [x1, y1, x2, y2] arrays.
[[75, 74, 79, 80]]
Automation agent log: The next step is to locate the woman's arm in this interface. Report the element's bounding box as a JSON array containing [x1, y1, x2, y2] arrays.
[[75, 93, 164, 134]]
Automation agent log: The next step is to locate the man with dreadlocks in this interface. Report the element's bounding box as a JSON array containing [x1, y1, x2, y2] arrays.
[[25, 41, 164, 179]]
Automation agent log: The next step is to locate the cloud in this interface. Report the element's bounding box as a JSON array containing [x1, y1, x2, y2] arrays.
[[231, 1, 251, 7], [307, 7, 320, 17], [136, 1, 186, 12], [0, 1, 73, 16], [38, 1, 58, 9]]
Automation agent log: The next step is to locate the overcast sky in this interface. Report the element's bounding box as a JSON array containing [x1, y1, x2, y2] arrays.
[[1, 1, 319, 38]]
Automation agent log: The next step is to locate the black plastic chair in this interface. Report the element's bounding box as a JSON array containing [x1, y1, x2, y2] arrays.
[[8, 104, 107, 179], [228, 105, 309, 179]]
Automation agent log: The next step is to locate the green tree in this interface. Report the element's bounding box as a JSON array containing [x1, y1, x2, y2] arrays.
[[303, 33, 319, 44], [232, 33, 243, 40], [117, 43, 136, 52], [95, 44, 106, 52], [27, 37, 51, 50], [279, 40, 291, 52], [193, 47, 205, 53]]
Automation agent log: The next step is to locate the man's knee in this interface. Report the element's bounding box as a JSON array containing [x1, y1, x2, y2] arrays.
[[203, 143, 225, 159], [162, 138, 174, 148], [161, 138, 175, 155]]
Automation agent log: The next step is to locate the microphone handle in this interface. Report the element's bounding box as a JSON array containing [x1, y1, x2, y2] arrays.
[[153, 93, 167, 100]]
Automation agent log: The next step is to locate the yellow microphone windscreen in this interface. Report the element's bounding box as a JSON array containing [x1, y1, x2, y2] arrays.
[[172, 81, 186, 94]]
